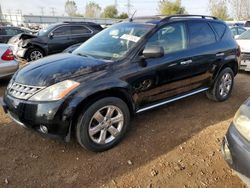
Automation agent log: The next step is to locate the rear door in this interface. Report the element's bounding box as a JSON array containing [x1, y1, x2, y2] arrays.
[[185, 21, 219, 88], [48, 26, 72, 54], [70, 25, 93, 45]]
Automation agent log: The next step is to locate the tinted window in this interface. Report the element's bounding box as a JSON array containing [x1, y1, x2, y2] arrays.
[[5, 28, 21, 35], [211, 22, 226, 38], [53, 26, 71, 36], [0, 28, 6, 35], [71, 26, 91, 35], [188, 22, 216, 48], [146, 23, 188, 54]]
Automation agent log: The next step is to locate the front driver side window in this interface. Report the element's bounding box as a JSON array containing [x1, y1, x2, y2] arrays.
[[146, 22, 187, 54]]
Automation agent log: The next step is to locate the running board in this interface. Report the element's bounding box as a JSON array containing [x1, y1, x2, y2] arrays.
[[136, 87, 209, 113]]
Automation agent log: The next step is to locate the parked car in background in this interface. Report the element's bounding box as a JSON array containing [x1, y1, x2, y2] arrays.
[[0, 44, 19, 79], [0, 26, 32, 43], [8, 22, 103, 61], [0, 15, 240, 152], [63, 43, 82, 53], [230, 26, 246, 38], [244, 20, 250, 29], [236, 30, 250, 71], [222, 98, 250, 184]]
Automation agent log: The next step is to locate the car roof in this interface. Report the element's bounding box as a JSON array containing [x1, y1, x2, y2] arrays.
[[131, 14, 224, 25]]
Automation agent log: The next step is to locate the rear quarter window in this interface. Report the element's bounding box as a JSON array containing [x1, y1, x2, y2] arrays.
[[188, 22, 216, 48], [210, 22, 226, 39]]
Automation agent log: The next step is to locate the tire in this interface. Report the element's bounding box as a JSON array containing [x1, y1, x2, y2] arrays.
[[76, 97, 130, 152], [26, 48, 44, 62], [206, 67, 234, 102]]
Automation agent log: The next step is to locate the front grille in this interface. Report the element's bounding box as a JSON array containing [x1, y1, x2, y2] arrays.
[[241, 53, 250, 61], [8, 82, 45, 100]]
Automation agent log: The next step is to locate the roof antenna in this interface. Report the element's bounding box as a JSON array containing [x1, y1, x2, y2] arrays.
[[129, 10, 137, 22]]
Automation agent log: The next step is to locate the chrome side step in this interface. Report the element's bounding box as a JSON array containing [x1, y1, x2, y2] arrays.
[[136, 87, 209, 113]]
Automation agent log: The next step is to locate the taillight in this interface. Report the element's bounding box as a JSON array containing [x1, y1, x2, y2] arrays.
[[1, 48, 14, 61]]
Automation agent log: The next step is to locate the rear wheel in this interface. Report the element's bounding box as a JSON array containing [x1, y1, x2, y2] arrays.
[[26, 48, 44, 62], [206, 67, 234, 102], [76, 97, 130, 152]]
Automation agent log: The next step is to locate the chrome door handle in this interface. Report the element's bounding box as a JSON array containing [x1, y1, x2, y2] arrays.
[[216, 52, 225, 57], [180, 59, 192, 65]]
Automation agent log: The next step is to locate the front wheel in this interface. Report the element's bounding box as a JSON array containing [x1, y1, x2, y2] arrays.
[[26, 48, 44, 62], [206, 67, 234, 102], [76, 97, 130, 152]]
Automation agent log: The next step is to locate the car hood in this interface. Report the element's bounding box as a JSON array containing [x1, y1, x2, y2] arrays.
[[13, 53, 109, 86], [236, 40, 250, 53]]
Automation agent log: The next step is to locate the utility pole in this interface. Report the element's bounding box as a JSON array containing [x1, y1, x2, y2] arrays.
[[39, 7, 45, 16], [126, 0, 133, 17], [50, 7, 56, 16], [114, 0, 117, 8]]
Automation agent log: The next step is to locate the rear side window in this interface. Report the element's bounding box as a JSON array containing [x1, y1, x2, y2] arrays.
[[211, 22, 226, 38], [71, 26, 92, 35], [0, 28, 6, 35], [53, 26, 71, 36], [188, 22, 216, 48]]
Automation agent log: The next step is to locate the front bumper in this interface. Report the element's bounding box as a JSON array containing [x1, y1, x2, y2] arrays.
[[0, 94, 72, 142], [222, 123, 250, 178]]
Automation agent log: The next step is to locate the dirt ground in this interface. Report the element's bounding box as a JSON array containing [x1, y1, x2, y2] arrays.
[[0, 73, 250, 188]]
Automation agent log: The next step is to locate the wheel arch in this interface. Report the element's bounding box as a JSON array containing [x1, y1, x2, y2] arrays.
[[69, 87, 135, 138]]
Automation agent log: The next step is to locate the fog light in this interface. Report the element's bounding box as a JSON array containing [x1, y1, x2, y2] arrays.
[[40, 125, 48, 134]]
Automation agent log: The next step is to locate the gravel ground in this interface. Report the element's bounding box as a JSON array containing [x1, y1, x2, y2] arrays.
[[0, 73, 249, 188]]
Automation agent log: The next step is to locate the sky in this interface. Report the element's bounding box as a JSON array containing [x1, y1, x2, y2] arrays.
[[0, 0, 210, 17]]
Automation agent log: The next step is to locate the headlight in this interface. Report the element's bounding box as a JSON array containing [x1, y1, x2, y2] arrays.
[[29, 80, 80, 101], [234, 104, 250, 141]]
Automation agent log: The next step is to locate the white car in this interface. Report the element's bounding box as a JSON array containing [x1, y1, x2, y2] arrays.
[[0, 44, 19, 79], [236, 30, 250, 71]]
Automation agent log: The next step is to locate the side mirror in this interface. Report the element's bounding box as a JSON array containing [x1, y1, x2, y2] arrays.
[[143, 46, 164, 59], [49, 32, 54, 39]]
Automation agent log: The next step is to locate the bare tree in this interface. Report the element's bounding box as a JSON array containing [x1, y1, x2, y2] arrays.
[[209, 0, 229, 20], [229, 0, 250, 20], [65, 0, 77, 17], [85, 1, 102, 18]]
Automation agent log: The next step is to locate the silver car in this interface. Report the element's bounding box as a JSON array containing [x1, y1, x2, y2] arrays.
[[0, 44, 19, 79]]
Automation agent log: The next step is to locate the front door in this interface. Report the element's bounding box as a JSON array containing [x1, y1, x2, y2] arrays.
[[48, 26, 72, 54], [133, 22, 197, 107]]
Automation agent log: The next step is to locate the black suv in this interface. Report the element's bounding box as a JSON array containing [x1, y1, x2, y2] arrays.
[[0, 26, 32, 43], [1, 15, 240, 152], [8, 22, 103, 61]]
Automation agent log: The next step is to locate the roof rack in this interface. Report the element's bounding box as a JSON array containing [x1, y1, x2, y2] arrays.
[[160, 14, 218, 22], [62, 21, 98, 25]]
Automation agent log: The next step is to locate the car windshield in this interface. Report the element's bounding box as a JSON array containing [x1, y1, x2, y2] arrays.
[[37, 24, 58, 36], [237, 30, 250, 40], [73, 22, 155, 60]]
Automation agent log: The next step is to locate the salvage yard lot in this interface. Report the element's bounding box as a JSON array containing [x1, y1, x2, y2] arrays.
[[0, 73, 249, 188]]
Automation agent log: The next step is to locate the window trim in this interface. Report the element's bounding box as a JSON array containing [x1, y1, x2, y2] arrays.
[[209, 21, 227, 40]]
